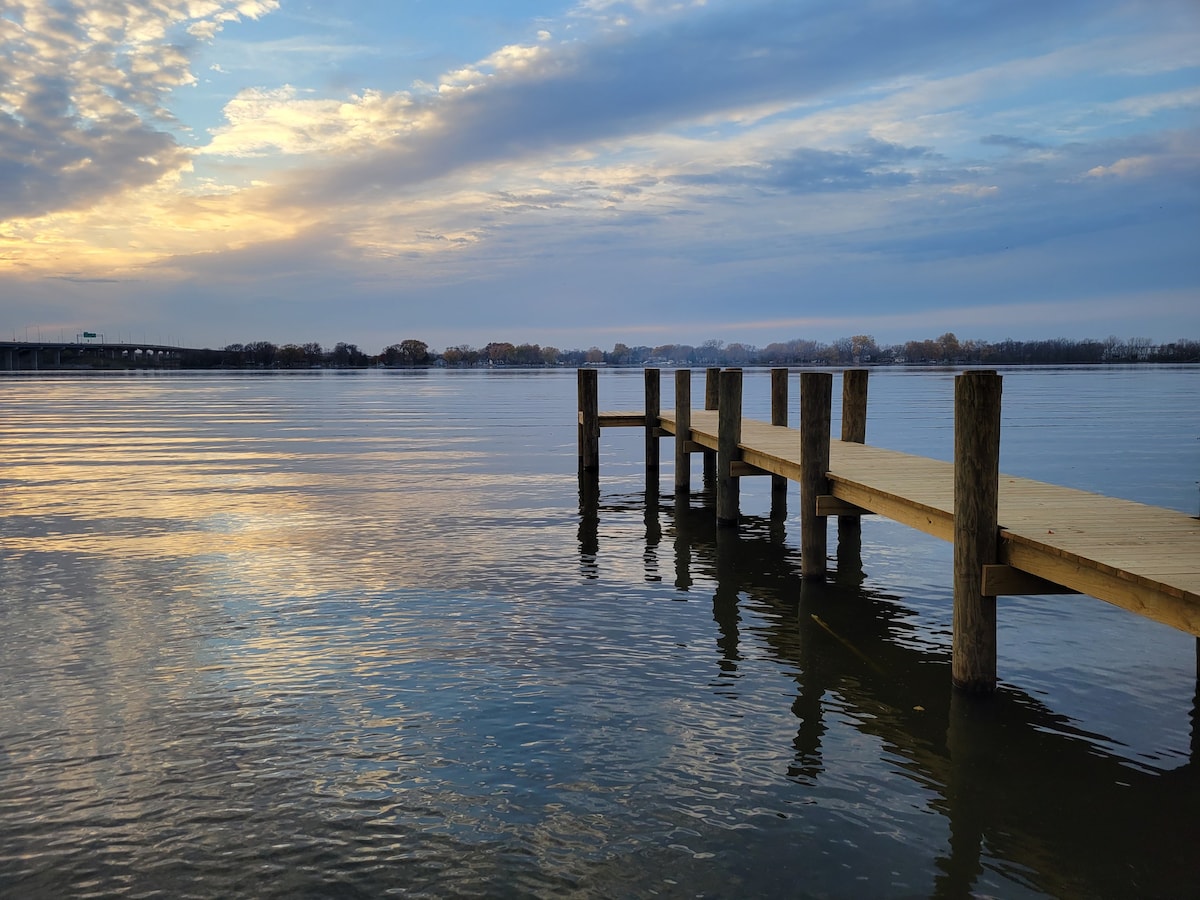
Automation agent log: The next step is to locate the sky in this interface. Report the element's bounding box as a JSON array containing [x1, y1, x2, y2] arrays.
[[1, 0, 1198, 353]]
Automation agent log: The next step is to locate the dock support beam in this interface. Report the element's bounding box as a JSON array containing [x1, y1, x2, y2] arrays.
[[703, 368, 720, 483], [771, 368, 789, 515], [577, 368, 599, 473], [800, 372, 833, 579], [675, 369, 691, 494], [953, 369, 1002, 693], [645, 368, 660, 472], [716, 369, 742, 526]]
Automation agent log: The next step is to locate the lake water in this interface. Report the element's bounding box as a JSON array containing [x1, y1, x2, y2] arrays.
[[1, 365, 1197, 898]]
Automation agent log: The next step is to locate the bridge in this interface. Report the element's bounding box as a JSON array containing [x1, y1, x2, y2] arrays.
[[0, 340, 197, 370]]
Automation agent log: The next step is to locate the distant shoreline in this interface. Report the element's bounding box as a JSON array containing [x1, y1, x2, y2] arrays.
[[3, 333, 1197, 371]]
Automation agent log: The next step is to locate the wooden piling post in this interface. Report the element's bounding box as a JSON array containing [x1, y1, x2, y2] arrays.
[[835, 369, 869, 583], [703, 367, 720, 482], [841, 369, 868, 444], [716, 369, 742, 526], [645, 368, 661, 471], [800, 372, 832, 579], [953, 369, 1002, 693], [838, 369, 869, 538], [675, 369, 692, 494], [705, 367, 721, 411], [577, 367, 599, 473], [771, 368, 789, 513]]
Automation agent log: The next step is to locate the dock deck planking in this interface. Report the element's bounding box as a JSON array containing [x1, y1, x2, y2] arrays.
[[600, 408, 1200, 637]]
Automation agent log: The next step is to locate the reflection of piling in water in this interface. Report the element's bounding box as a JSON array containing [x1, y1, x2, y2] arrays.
[[577, 364, 1200, 697], [643, 485, 661, 583], [576, 471, 599, 579], [673, 493, 692, 592]]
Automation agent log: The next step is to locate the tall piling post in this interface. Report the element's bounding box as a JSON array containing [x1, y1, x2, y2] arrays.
[[838, 369, 869, 538], [952, 370, 1002, 693], [716, 369, 743, 526], [770, 368, 789, 515], [577, 367, 599, 473], [675, 369, 692, 495], [800, 372, 833, 579], [703, 367, 720, 483], [836, 369, 869, 583], [645, 368, 661, 472]]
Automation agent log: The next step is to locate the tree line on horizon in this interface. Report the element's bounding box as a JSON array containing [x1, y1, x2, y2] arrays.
[[190, 333, 1199, 369]]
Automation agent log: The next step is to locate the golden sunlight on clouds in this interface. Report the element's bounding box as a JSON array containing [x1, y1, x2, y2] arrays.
[[1085, 156, 1156, 179], [0, 176, 310, 278], [1, 159, 508, 279], [435, 42, 553, 94], [205, 87, 432, 158]]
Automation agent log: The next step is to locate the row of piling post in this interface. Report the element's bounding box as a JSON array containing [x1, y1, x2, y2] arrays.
[[577, 365, 1004, 694]]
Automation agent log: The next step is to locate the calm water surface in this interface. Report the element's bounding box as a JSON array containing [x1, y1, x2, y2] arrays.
[[1, 366, 1197, 898]]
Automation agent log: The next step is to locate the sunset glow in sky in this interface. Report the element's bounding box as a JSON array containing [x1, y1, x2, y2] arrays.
[[2, 0, 1198, 351]]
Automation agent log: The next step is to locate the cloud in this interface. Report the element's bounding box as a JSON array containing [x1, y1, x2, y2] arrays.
[[0, 71, 187, 218], [981, 134, 1045, 152], [1080, 131, 1200, 180], [205, 86, 427, 157], [667, 140, 943, 194], [1105, 86, 1200, 119], [273, 0, 1103, 205], [0, 0, 278, 218], [1085, 155, 1157, 179], [51, 275, 122, 284], [683, 289, 1200, 341]]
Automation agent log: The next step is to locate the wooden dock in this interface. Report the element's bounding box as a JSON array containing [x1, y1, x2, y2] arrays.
[[578, 367, 1200, 693]]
